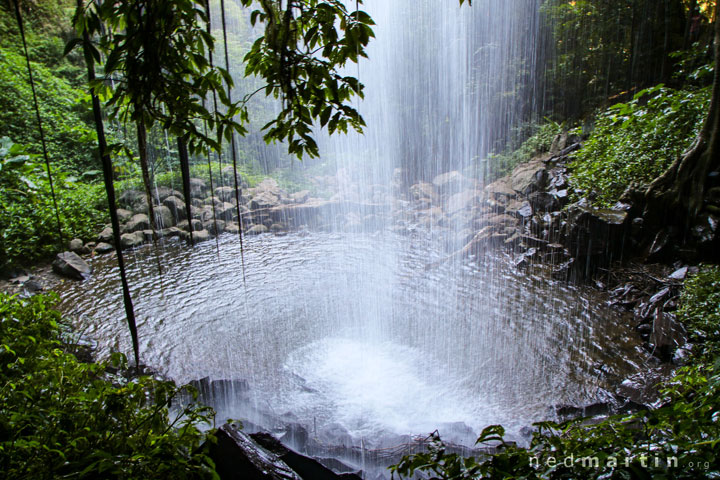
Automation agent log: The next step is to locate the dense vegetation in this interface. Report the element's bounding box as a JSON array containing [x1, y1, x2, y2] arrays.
[[0, 293, 218, 479], [392, 266, 720, 479]]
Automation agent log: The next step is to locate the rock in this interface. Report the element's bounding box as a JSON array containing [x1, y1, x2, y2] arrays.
[[528, 191, 559, 211], [563, 202, 628, 258], [409, 182, 436, 201], [161, 227, 183, 238], [69, 238, 85, 253], [120, 232, 144, 249], [246, 224, 269, 235], [251, 432, 361, 480], [204, 219, 226, 235], [125, 213, 150, 233], [668, 266, 688, 280], [208, 424, 301, 480], [645, 229, 671, 261], [257, 177, 281, 193], [510, 157, 548, 195], [432, 171, 471, 190], [163, 196, 187, 222], [94, 242, 114, 254], [215, 186, 237, 203], [649, 311, 687, 361], [290, 190, 310, 203], [217, 202, 237, 221], [250, 192, 281, 210], [221, 166, 244, 186], [193, 229, 211, 243], [189, 178, 207, 198], [446, 190, 476, 214], [116, 208, 133, 223], [117, 189, 144, 209], [270, 223, 286, 233], [178, 219, 203, 232], [225, 222, 240, 235], [52, 252, 91, 280], [98, 227, 114, 243], [484, 177, 516, 199], [517, 202, 533, 219], [151, 187, 183, 204], [691, 213, 719, 248], [153, 205, 175, 228]]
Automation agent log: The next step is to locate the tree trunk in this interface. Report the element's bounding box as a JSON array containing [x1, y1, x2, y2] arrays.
[[646, 15, 720, 223], [177, 136, 195, 246], [77, 0, 140, 368]]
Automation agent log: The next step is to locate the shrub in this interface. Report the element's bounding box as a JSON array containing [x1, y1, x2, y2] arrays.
[[0, 138, 107, 269], [569, 85, 711, 207], [0, 293, 218, 479]]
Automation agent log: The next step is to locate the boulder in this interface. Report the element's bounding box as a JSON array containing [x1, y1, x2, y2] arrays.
[[446, 190, 476, 214], [432, 171, 471, 190], [117, 189, 144, 209], [510, 157, 548, 195], [484, 177, 516, 199], [116, 208, 133, 223], [193, 229, 211, 243], [204, 219, 226, 235], [562, 202, 628, 259], [69, 238, 85, 253], [290, 190, 310, 204], [52, 252, 91, 280], [125, 213, 150, 233], [163, 196, 187, 222], [246, 224, 269, 235], [98, 227, 114, 243], [178, 219, 203, 232], [225, 222, 240, 235], [161, 227, 183, 238], [250, 432, 362, 480], [189, 178, 207, 198], [153, 205, 175, 228], [217, 202, 237, 221], [208, 424, 300, 480], [94, 242, 114, 254], [215, 186, 237, 203], [250, 192, 281, 210], [409, 182, 435, 201], [120, 232, 144, 249]]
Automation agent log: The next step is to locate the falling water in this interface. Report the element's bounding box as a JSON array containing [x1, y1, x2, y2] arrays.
[[55, 0, 652, 476]]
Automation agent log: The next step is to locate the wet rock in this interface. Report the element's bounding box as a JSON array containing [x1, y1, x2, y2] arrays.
[[120, 231, 144, 249], [644, 228, 672, 261], [217, 202, 237, 222], [163, 195, 187, 222], [409, 182, 436, 201], [432, 171, 471, 190], [510, 157, 548, 195], [484, 177, 515, 200], [691, 213, 719, 249], [247, 224, 269, 235], [117, 189, 144, 209], [270, 223, 286, 233], [250, 192, 281, 210], [516, 202, 533, 219], [215, 186, 237, 203], [98, 227, 114, 243], [290, 190, 310, 203], [52, 251, 91, 280], [668, 266, 688, 280], [94, 242, 114, 254], [225, 222, 240, 235], [125, 213, 150, 233], [251, 432, 361, 479], [69, 238, 85, 253], [528, 191, 558, 212], [160, 227, 182, 238], [153, 205, 175, 228], [562, 202, 628, 273], [178, 219, 202, 232], [204, 219, 226, 236], [221, 166, 244, 186], [616, 366, 674, 407], [116, 208, 133, 223], [208, 424, 301, 480], [189, 178, 207, 198], [446, 190, 476, 214], [150, 187, 183, 204], [649, 311, 687, 361], [192, 229, 211, 243]]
